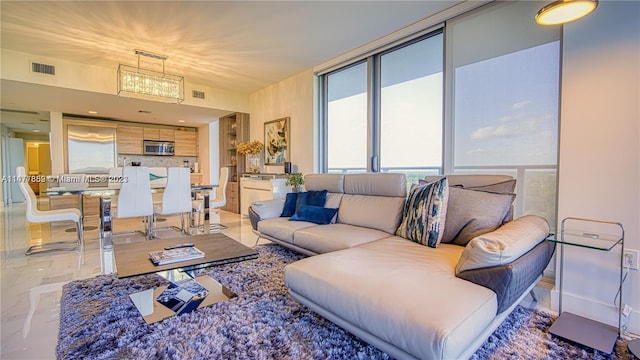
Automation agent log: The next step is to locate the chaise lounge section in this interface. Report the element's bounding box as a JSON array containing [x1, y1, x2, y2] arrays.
[[250, 173, 554, 359]]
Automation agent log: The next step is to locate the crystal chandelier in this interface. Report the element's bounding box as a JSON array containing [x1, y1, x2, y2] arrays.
[[117, 50, 184, 103]]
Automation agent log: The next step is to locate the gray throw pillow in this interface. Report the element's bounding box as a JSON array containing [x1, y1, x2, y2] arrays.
[[441, 187, 516, 246]]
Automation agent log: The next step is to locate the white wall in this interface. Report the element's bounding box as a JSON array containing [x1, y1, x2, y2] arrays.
[[249, 69, 315, 175], [49, 112, 65, 175], [556, 1, 639, 333]]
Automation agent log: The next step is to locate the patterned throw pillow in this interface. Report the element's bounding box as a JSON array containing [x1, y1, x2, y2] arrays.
[[395, 177, 449, 248]]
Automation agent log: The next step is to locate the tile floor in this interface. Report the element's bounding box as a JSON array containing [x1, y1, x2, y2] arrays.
[[0, 198, 552, 360]]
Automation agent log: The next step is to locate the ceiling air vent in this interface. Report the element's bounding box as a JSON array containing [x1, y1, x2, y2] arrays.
[[31, 62, 56, 75], [192, 90, 205, 99]]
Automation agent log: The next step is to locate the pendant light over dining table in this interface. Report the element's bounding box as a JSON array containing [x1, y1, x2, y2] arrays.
[[535, 0, 598, 25], [117, 49, 184, 103]]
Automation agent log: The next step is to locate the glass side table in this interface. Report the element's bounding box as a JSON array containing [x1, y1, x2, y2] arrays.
[[546, 217, 624, 354]]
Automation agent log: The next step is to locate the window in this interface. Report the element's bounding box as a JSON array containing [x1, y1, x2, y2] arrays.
[[447, 1, 560, 225], [323, 31, 444, 184], [320, 1, 560, 225], [380, 34, 443, 184], [325, 62, 368, 173]]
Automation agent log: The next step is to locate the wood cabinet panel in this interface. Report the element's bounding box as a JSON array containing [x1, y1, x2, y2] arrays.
[[143, 128, 159, 140], [174, 130, 198, 156], [190, 173, 203, 184], [219, 112, 249, 213], [222, 182, 239, 213], [49, 195, 79, 211], [117, 126, 143, 154], [144, 128, 175, 141], [159, 129, 175, 141]]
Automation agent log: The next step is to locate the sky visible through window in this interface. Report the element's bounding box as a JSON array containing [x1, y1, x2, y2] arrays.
[[454, 41, 560, 167], [327, 41, 559, 172]]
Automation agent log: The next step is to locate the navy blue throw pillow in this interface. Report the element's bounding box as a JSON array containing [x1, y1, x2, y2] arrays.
[[290, 205, 338, 225], [295, 190, 327, 211], [280, 192, 299, 217]]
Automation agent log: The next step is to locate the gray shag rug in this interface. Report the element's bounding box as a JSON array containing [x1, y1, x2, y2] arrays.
[[57, 244, 630, 359]]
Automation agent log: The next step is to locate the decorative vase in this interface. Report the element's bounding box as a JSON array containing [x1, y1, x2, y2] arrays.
[[246, 153, 260, 173]]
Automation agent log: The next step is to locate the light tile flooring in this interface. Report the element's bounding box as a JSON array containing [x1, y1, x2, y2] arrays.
[[0, 198, 552, 360]]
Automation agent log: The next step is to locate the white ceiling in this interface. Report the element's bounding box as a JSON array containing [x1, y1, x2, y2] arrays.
[[1, 1, 461, 133]]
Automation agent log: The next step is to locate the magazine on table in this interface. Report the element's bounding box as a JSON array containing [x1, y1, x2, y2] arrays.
[[156, 279, 209, 315], [148, 246, 205, 266]]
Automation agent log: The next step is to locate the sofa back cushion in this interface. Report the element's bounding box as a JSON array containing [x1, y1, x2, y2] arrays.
[[338, 194, 406, 234], [425, 174, 513, 188], [305, 174, 344, 193], [344, 173, 407, 197]]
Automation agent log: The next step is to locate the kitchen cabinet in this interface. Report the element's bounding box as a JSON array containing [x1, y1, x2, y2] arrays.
[[159, 129, 175, 141], [239, 176, 290, 217], [222, 182, 239, 213], [174, 130, 198, 156], [143, 128, 159, 140], [117, 125, 143, 155], [144, 128, 175, 141], [190, 173, 203, 184]]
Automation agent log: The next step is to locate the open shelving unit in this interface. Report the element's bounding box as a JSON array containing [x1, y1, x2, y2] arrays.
[[218, 112, 249, 213]]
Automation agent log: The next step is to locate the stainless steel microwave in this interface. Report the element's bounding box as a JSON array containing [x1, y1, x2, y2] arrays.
[[143, 140, 175, 156]]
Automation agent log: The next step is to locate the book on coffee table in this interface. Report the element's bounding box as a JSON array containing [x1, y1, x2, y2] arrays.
[[156, 279, 209, 315], [149, 247, 205, 266]]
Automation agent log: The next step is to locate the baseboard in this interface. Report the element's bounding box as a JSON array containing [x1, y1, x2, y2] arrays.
[[550, 288, 640, 336]]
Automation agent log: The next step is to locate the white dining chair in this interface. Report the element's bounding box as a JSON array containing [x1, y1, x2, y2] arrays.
[[114, 166, 154, 238], [208, 167, 229, 231], [153, 167, 192, 234], [16, 166, 84, 256]]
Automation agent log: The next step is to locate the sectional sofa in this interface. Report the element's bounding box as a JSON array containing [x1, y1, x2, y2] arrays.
[[249, 173, 554, 359]]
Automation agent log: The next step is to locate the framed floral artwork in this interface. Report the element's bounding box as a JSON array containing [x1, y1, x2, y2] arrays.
[[264, 117, 290, 165]]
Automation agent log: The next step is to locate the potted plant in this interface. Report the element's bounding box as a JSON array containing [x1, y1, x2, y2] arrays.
[[285, 173, 304, 192]]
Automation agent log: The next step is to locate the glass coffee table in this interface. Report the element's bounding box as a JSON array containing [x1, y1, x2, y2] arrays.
[[114, 233, 258, 323]]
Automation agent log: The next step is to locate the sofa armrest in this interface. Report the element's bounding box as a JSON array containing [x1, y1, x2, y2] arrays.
[[248, 199, 285, 230], [457, 240, 554, 313]]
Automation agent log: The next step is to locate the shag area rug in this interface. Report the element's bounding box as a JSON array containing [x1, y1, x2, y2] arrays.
[[57, 244, 630, 359]]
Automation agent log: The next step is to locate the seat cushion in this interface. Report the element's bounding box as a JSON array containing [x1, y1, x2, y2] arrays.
[[257, 217, 316, 244], [285, 237, 497, 360], [293, 223, 391, 253]]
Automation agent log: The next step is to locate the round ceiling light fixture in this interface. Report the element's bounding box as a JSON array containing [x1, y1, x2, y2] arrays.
[[535, 0, 598, 25]]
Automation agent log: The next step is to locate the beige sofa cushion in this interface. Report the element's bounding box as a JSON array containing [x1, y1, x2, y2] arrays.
[[257, 217, 316, 244], [293, 223, 391, 253], [304, 174, 344, 193], [456, 215, 550, 273], [285, 236, 497, 360], [338, 194, 405, 234], [344, 173, 406, 197]]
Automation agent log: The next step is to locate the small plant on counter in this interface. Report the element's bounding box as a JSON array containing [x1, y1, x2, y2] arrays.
[[285, 173, 304, 192]]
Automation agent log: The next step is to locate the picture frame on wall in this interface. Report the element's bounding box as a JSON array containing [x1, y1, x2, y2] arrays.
[[264, 117, 290, 165]]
